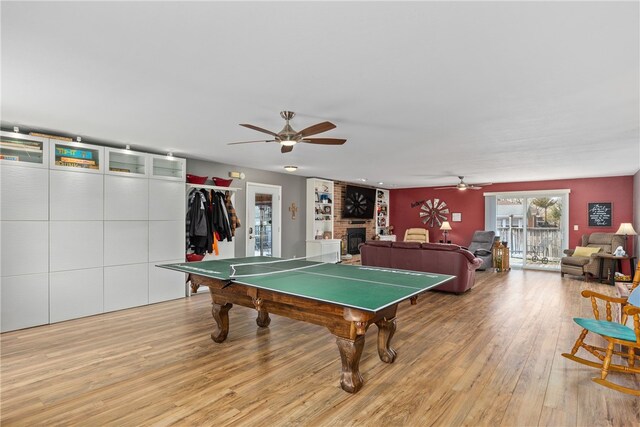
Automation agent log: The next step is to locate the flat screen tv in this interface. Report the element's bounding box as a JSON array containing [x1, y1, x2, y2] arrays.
[[343, 185, 376, 219]]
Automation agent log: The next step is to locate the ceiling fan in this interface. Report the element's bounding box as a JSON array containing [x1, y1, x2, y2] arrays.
[[435, 176, 492, 191], [228, 111, 346, 153]]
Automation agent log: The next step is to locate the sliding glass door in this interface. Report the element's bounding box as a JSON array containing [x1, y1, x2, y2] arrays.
[[493, 191, 568, 271]]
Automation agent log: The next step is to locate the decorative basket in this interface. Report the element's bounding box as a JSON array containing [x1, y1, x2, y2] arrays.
[[212, 177, 233, 187], [186, 174, 208, 184], [186, 253, 204, 262]]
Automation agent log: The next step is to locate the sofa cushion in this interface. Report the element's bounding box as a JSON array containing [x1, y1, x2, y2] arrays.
[[421, 242, 461, 251], [364, 240, 392, 247], [392, 241, 422, 249], [562, 256, 591, 267]]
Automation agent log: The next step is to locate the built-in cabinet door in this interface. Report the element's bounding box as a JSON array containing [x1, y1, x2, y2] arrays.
[[50, 170, 104, 220], [104, 221, 149, 266], [149, 180, 185, 220], [1, 221, 49, 276], [49, 268, 103, 323], [149, 220, 185, 262], [104, 264, 148, 312], [104, 175, 149, 220], [50, 221, 104, 272], [149, 260, 185, 303], [0, 165, 49, 221], [1, 273, 49, 332]]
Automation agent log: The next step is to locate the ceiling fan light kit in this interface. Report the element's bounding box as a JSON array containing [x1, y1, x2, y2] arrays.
[[230, 111, 346, 153], [284, 166, 298, 172]]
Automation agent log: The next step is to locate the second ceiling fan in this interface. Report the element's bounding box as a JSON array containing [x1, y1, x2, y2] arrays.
[[228, 111, 346, 153], [435, 176, 492, 191]]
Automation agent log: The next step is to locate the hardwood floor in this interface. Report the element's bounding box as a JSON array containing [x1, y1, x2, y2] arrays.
[[2, 270, 639, 426]]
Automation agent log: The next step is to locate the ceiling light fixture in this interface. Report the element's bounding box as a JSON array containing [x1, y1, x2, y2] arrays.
[[284, 166, 298, 172], [280, 138, 297, 147], [378, 182, 384, 185], [359, 178, 367, 182]]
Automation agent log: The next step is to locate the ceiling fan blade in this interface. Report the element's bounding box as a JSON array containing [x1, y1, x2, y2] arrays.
[[281, 145, 294, 154], [240, 124, 279, 137], [296, 121, 336, 138], [301, 138, 346, 145], [227, 139, 276, 145], [434, 187, 458, 190], [469, 183, 493, 187]]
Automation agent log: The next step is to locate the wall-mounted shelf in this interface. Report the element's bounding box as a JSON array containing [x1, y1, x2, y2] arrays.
[[186, 183, 242, 192], [0, 131, 48, 168], [375, 188, 390, 236]]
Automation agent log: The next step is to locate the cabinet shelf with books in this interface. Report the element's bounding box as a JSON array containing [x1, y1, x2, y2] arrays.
[[0, 132, 48, 168], [50, 140, 104, 174]]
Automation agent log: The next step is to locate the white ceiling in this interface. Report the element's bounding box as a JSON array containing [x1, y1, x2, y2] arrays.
[[2, 1, 639, 188]]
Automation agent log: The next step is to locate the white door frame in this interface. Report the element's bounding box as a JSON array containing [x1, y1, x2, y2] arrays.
[[245, 182, 282, 257]]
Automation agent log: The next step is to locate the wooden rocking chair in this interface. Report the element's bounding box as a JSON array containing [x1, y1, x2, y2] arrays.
[[562, 262, 640, 395]]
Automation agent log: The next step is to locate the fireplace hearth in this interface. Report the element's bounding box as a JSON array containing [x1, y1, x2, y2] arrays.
[[346, 228, 366, 255]]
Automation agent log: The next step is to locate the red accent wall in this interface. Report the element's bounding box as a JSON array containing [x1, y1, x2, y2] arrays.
[[390, 176, 635, 255]]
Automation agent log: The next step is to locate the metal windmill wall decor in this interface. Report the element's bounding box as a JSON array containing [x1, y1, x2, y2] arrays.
[[420, 198, 449, 227]]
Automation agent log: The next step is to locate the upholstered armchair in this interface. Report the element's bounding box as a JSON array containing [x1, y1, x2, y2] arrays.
[[466, 230, 496, 271], [403, 228, 429, 243], [560, 233, 624, 279]]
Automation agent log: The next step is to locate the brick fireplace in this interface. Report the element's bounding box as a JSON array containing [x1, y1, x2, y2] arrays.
[[332, 181, 376, 256]]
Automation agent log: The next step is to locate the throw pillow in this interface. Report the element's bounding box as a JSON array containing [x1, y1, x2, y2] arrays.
[[573, 246, 601, 257]]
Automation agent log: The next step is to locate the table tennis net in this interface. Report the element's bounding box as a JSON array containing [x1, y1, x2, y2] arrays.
[[229, 255, 334, 278]]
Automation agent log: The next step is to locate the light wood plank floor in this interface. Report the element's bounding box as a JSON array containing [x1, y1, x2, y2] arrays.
[[2, 270, 640, 426]]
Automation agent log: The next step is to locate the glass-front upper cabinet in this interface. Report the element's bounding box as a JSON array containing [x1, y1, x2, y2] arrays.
[[50, 140, 104, 173], [105, 148, 148, 177], [0, 131, 49, 168], [150, 154, 186, 181]]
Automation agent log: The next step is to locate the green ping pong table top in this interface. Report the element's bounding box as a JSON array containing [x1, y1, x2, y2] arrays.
[[160, 256, 454, 312]]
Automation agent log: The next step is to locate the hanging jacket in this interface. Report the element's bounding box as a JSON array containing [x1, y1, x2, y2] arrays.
[[211, 191, 233, 242], [225, 190, 241, 237]]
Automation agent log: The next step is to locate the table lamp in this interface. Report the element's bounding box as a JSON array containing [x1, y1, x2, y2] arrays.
[[615, 223, 637, 255], [440, 221, 452, 243]]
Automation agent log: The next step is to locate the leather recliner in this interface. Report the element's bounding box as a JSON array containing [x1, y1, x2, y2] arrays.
[[466, 230, 496, 271], [560, 233, 624, 279], [404, 228, 429, 243]]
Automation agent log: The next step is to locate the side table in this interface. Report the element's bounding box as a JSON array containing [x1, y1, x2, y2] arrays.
[[595, 254, 637, 286]]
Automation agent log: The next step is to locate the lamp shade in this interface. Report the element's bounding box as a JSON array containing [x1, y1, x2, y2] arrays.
[[615, 223, 638, 236], [440, 221, 452, 231]]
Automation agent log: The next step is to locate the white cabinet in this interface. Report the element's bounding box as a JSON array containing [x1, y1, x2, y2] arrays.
[[50, 170, 104, 220], [375, 188, 391, 237], [306, 178, 335, 240], [104, 175, 149, 220], [104, 221, 149, 266], [1, 273, 49, 332], [0, 165, 49, 221], [306, 240, 341, 264], [0, 131, 48, 168], [149, 260, 185, 303], [49, 268, 103, 322], [104, 264, 149, 312], [1, 221, 49, 276], [0, 131, 186, 331]]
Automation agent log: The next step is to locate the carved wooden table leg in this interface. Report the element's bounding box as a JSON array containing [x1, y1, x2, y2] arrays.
[[211, 302, 232, 343], [190, 282, 200, 294], [336, 335, 365, 393], [253, 298, 271, 327], [376, 317, 397, 363]]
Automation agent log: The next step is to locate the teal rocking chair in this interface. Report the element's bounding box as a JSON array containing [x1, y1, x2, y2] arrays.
[[562, 263, 640, 396]]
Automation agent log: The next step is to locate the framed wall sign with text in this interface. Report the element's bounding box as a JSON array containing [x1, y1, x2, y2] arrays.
[[588, 202, 612, 227]]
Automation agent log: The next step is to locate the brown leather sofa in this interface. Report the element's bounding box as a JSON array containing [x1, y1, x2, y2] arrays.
[[359, 241, 483, 294]]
